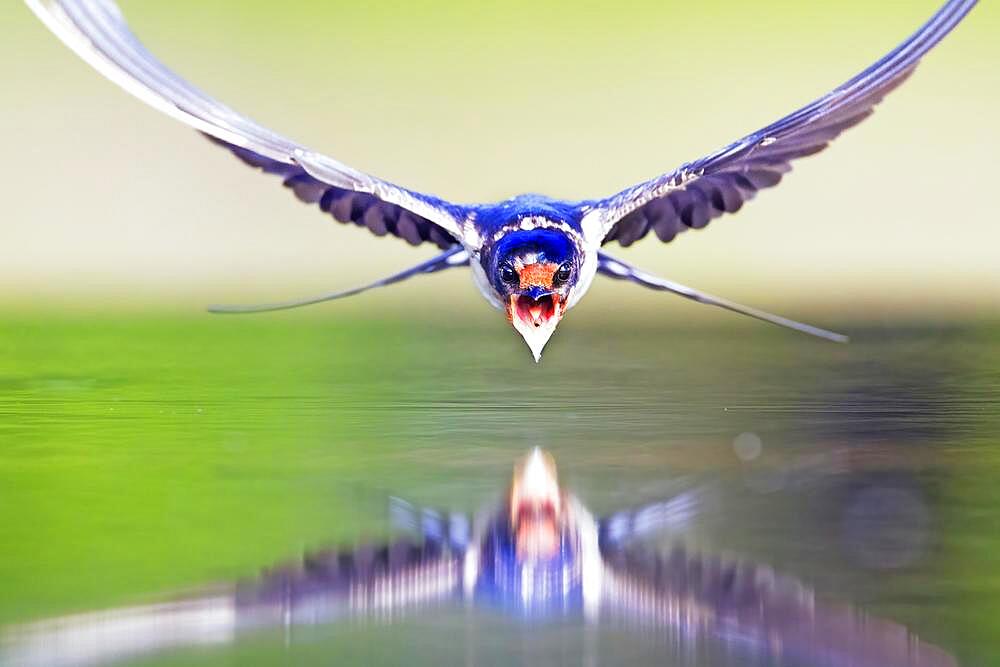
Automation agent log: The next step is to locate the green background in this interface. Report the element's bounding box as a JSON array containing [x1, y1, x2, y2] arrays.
[[2, 0, 997, 313]]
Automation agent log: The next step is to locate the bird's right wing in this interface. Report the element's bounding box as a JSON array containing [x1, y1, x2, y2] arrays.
[[27, 0, 475, 248], [389, 496, 473, 553], [235, 539, 463, 628], [1, 539, 462, 667]]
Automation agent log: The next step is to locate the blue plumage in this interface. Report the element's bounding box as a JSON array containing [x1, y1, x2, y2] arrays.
[[485, 229, 577, 289], [28, 0, 977, 360], [472, 194, 586, 237]]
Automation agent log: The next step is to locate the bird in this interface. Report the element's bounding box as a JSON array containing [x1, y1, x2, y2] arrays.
[[1, 449, 956, 667], [27, 0, 977, 362]]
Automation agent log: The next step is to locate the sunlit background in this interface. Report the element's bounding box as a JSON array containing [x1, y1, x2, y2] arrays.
[[3, 0, 997, 318]]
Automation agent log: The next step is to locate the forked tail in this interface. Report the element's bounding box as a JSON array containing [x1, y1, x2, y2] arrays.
[[597, 252, 848, 342], [208, 246, 468, 314]]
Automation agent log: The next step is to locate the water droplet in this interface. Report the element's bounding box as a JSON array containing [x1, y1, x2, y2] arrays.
[[733, 432, 763, 461]]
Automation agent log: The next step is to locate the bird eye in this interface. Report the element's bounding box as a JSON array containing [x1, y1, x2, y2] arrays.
[[554, 262, 572, 284], [500, 264, 518, 284]]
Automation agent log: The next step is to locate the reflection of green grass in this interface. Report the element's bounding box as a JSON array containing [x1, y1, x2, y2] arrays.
[[0, 316, 399, 624], [940, 432, 1000, 667], [0, 313, 998, 663]]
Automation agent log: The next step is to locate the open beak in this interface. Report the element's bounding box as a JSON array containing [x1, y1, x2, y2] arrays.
[[509, 448, 562, 560], [508, 292, 563, 362], [506, 263, 566, 363]]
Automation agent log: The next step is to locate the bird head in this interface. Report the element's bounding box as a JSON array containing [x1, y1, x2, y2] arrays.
[[483, 227, 580, 362], [508, 448, 563, 561]]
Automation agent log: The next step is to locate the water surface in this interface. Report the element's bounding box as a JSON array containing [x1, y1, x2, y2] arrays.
[[0, 315, 997, 665]]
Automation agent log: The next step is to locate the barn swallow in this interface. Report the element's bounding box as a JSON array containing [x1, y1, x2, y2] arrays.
[[27, 0, 977, 361], [1, 449, 955, 667]]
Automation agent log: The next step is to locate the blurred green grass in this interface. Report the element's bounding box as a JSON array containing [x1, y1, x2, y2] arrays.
[[0, 313, 999, 663]]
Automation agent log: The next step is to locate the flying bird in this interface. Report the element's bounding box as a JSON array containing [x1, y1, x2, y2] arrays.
[[1, 449, 956, 667], [28, 0, 976, 361]]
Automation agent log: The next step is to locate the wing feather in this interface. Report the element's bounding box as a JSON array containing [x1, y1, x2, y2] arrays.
[[585, 0, 976, 246], [27, 0, 469, 247], [602, 545, 957, 666]]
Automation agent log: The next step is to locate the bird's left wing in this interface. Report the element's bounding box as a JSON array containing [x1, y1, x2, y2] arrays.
[[581, 0, 976, 246], [597, 488, 706, 552], [27, 0, 473, 248], [600, 545, 957, 667]]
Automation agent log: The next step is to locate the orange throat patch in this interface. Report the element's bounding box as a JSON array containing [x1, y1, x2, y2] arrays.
[[518, 262, 558, 289]]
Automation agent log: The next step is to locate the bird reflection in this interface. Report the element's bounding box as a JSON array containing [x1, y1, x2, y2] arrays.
[[2, 449, 954, 667]]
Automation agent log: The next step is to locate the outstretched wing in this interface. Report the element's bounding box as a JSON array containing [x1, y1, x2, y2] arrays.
[[236, 538, 462, 627], [601, 545, 957, 667], [27, 0, 471, 248], [582, 0, 976, 246], [1, 539, 462, 667], [597, 488, 706, 553], [389, 496, 473, 553]]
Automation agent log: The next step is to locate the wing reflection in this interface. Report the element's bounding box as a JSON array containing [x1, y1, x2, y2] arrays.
[[1, 449, 954, 667], [601, 544, 955, 667]]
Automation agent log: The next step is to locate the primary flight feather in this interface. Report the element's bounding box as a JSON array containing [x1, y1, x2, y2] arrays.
[[27, 0, 977, 361]]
